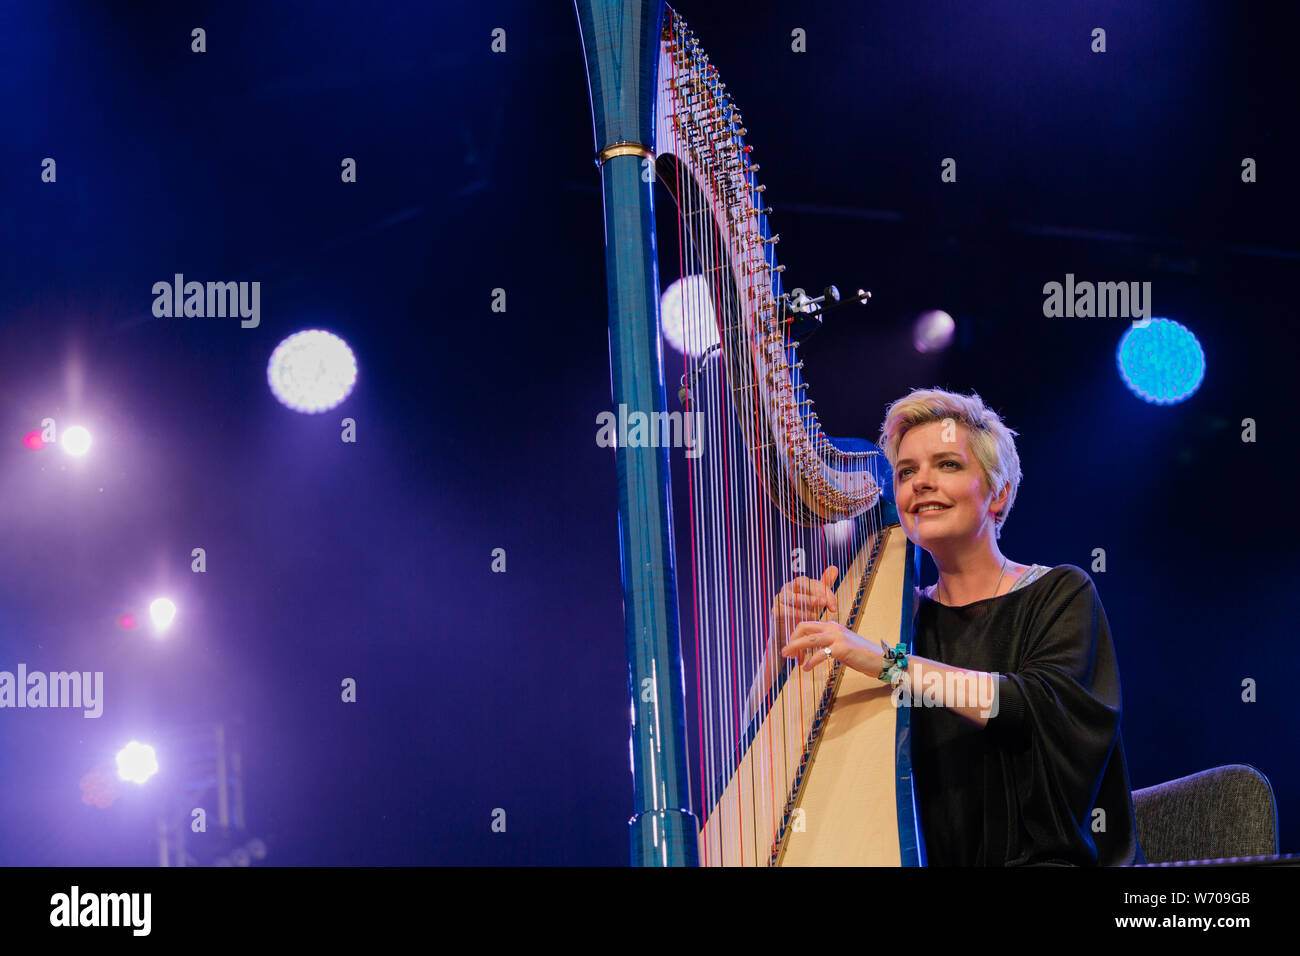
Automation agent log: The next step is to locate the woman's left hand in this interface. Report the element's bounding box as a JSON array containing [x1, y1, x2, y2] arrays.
[[781, 620, 887, 677]]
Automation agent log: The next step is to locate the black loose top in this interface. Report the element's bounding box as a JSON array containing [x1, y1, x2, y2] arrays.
[[910, 564, 1145, 866]]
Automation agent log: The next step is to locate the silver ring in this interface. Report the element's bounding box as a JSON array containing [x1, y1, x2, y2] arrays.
[[821, 646, 834, 660]]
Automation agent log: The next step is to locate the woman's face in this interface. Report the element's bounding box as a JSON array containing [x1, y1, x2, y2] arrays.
[[894, 421, 1003, 548]]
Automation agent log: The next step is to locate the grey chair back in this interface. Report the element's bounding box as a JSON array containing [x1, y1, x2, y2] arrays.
[[1133, 764, 1278, 863]]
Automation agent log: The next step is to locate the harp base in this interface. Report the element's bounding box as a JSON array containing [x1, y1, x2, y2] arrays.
[[629, 808, 700, 866]]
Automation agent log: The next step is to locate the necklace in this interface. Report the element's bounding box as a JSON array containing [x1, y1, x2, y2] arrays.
[[937, 557, 1009, 607]]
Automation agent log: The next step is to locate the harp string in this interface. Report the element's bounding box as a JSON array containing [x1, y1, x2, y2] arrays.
[[660, 10, 877, 865], [662, 16, 737, 868]]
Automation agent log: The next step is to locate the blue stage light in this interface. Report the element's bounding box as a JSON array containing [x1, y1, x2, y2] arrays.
[[1116, 318, 1205, 405]]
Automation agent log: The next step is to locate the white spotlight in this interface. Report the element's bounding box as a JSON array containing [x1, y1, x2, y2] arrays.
[[913, 310, 956, 354], [823, 518, 854, 548], [61, 425, 92, 457], [660, 275, 720, 357], [267, 330, 358, 413], [149, 598, 177, 633], [116, 741, 159, 784]]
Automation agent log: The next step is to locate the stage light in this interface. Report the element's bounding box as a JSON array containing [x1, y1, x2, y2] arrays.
[[267, 330, 358, 413], [115, 741, 159, 784], [660, 275, 720, 357], [22, 430, 44, 450], [823, 518, 854, 548], [149, 598, 177, 633], [61, 425, 92, 457], [118, 612, 138, 630], [1117, 318, 1205, 405], [913, 310, 955, 354]]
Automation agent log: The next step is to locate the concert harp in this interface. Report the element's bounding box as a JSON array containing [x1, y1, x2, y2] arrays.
[[575, 0, 926, 866]]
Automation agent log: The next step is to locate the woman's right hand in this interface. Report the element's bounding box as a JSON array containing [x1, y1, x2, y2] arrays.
[[769, 566, 840, 651], [743, 566, 843, 724]]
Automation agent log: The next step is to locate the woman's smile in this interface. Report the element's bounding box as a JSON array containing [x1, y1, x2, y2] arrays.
[[915, 504, 952, 516]]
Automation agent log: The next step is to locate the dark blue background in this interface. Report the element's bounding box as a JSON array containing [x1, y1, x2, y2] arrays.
[[0, 0, 1295, 864]]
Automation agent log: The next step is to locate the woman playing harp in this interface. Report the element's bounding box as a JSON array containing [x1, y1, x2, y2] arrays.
[[768, 388, 1145, 866]]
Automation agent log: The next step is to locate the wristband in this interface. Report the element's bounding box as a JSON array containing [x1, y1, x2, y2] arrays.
[[877, 642, 908, 687]]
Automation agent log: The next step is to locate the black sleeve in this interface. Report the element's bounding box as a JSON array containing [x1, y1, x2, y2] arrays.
[[984, 567, 1126, 855]]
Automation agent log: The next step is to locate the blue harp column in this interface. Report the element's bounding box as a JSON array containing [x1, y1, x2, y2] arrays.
[[573, 0, 698, 866]]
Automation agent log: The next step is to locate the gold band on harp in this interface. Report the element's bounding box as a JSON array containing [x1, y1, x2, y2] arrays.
[[596, 142, 655, 165]]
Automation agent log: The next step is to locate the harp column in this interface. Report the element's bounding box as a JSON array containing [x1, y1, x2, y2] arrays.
[[575, 0, 699, 865]]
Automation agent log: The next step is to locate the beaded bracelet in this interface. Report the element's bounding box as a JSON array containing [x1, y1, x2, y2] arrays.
[[878, 642, 908, 687]]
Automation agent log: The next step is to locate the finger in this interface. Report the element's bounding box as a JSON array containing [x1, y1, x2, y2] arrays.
[[788, 576, 830, 598], [775, 597, 832, 618], [785, 624, 831, 652], [802, 645, 833, 670], [777, 592, 829, 609], [788, 621, 826, 642], [778, 580, 836, 614], [821, 566, 840, 610], [781, 628, 824, 656]]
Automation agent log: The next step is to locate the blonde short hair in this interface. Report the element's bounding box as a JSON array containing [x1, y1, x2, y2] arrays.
[[876, 388, 1022, 539]]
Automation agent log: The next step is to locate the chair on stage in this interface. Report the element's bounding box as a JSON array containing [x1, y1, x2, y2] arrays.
[[1132, 764, 1279, 864]]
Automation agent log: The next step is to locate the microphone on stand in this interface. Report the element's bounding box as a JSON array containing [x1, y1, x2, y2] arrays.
[[781, 285, 871, 341]]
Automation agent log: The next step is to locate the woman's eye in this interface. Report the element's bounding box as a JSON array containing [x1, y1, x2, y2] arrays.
[[899, 461, 958, 479]]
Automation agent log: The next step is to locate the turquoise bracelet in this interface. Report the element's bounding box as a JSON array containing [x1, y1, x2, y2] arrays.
[[878, 642, 908, 686]]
